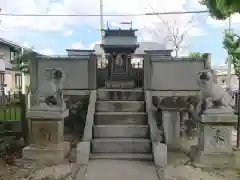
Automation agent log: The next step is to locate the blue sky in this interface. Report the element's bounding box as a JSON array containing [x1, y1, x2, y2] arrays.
[[0, 0, 240, 66]]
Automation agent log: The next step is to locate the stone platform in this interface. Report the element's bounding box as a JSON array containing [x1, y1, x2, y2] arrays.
[[80, 160, 160, 180], [23, 142, 70, 164], [105, 80, 134, 89]]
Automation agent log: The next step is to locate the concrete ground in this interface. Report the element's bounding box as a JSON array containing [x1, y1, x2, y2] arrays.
[[82, 160, 160, 180]]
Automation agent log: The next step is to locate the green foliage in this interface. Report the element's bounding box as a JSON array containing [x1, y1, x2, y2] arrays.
[[200, 0, 240, 20], [64, 98, 89, 136], [12, 47, 34, 74], [190, 52, 203, 58], [223, 29, 240, 74]]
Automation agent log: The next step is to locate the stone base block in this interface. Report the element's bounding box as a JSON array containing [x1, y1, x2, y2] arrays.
[[22, 142, 70, 164], [153, 143, 167, 168], [162, 109, 181, 151], [77, 141, 90, 165], [195, 151, 234, 168], [233, 148, 240, 169], [0, 160, 6, 175]]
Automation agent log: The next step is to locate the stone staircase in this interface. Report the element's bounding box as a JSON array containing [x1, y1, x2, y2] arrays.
[[90, 89, 153, 161]]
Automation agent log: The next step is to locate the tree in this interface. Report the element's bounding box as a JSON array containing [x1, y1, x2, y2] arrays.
[[223, 29, 240, 147], [190, 52, 203, 58], [147, 4, 196, 57], [223, 30, 240, 73], [12, 47, 34, 74], [200, 0, 240, 20]]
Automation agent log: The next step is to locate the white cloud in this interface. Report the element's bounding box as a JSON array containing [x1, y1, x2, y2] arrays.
[[72, 40, 101, 51], [0, 0, 206, 54], [22, 42, 32, 49], [207, 14, 240, 27], [71, 41, 96, 49], [0, 0, 203, 37], [71, 42, 85, 49], [63, 30, 73, 36], [186, 0, 206, 10], [39, 48, 55, 55]]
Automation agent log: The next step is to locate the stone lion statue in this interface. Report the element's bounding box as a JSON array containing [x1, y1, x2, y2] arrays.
[[33, 68, 66, 110], [196, 70, 234, 115]]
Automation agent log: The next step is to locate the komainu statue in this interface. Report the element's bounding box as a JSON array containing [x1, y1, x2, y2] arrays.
[[33, 68, 66, 111], [196, 70, 234, 115]]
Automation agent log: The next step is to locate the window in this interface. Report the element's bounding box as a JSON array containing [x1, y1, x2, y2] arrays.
[[0, 72, 5, 95], [10, 51, 15, 62], [0, 72, 4, 85], [15, 74, 22, 89]]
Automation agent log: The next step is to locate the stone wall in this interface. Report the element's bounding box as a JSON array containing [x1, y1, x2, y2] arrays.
[[150, 58, 206, 91], [30, 55, 97, 97]]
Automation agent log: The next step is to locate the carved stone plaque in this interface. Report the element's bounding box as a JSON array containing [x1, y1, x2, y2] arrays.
[[203, 125, 232, 153], [31, 120, 63, 145]]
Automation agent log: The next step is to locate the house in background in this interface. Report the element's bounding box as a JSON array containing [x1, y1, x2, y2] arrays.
[[213, 65, 239, 91], [0, 38, 24, 94]]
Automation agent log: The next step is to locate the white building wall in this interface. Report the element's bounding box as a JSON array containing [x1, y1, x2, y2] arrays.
[[214, 66, 239, 91], [0, 44, 12, 69]]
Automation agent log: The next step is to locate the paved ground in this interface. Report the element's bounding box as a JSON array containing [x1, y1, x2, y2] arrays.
[[82, 160, 160, 180]]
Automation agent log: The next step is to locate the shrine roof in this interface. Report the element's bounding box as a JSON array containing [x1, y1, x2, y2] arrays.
[[102, 28, 138, 37], [102, 28, 138, 32], [93, 42, 170, 55]]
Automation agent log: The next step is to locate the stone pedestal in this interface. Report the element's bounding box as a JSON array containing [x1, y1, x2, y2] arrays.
[[195, 109, 237, 167], [22, 108, 70, 164], [162, 108, 181, 150]]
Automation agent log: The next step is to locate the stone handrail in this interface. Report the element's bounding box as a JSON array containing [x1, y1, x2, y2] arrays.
[[187, 108, 201, 123], [82, 90, 97, 141], [145, 91, 161, 143], [145, 91, 168, 168]]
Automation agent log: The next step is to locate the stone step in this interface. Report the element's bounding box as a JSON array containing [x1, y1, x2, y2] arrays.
[[94, 112, 147, 125], [97, 89, 144, 101], [91, 138, 151, 153], [93, 125, 149, 138], [96, 101, 145, 112], [90, 153, 153, 161]]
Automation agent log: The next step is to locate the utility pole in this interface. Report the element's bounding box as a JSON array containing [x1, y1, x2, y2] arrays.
[[100, 0, 104, 40], [227, 15, 232, 88], [0, 8, 2, 32], [21, 46, 26, 94], [100, 0, 105, 63]]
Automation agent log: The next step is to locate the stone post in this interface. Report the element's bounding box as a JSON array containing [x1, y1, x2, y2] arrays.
[[195, 109, 237, 167], [202, 53, 211, 69], [143, 53, 151, 90], [89, 53, 97, 90], [161, 108, 181, 150]]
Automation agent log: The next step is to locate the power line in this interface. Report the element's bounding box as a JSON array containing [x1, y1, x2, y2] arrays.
[[0, 10, 209, 17]]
